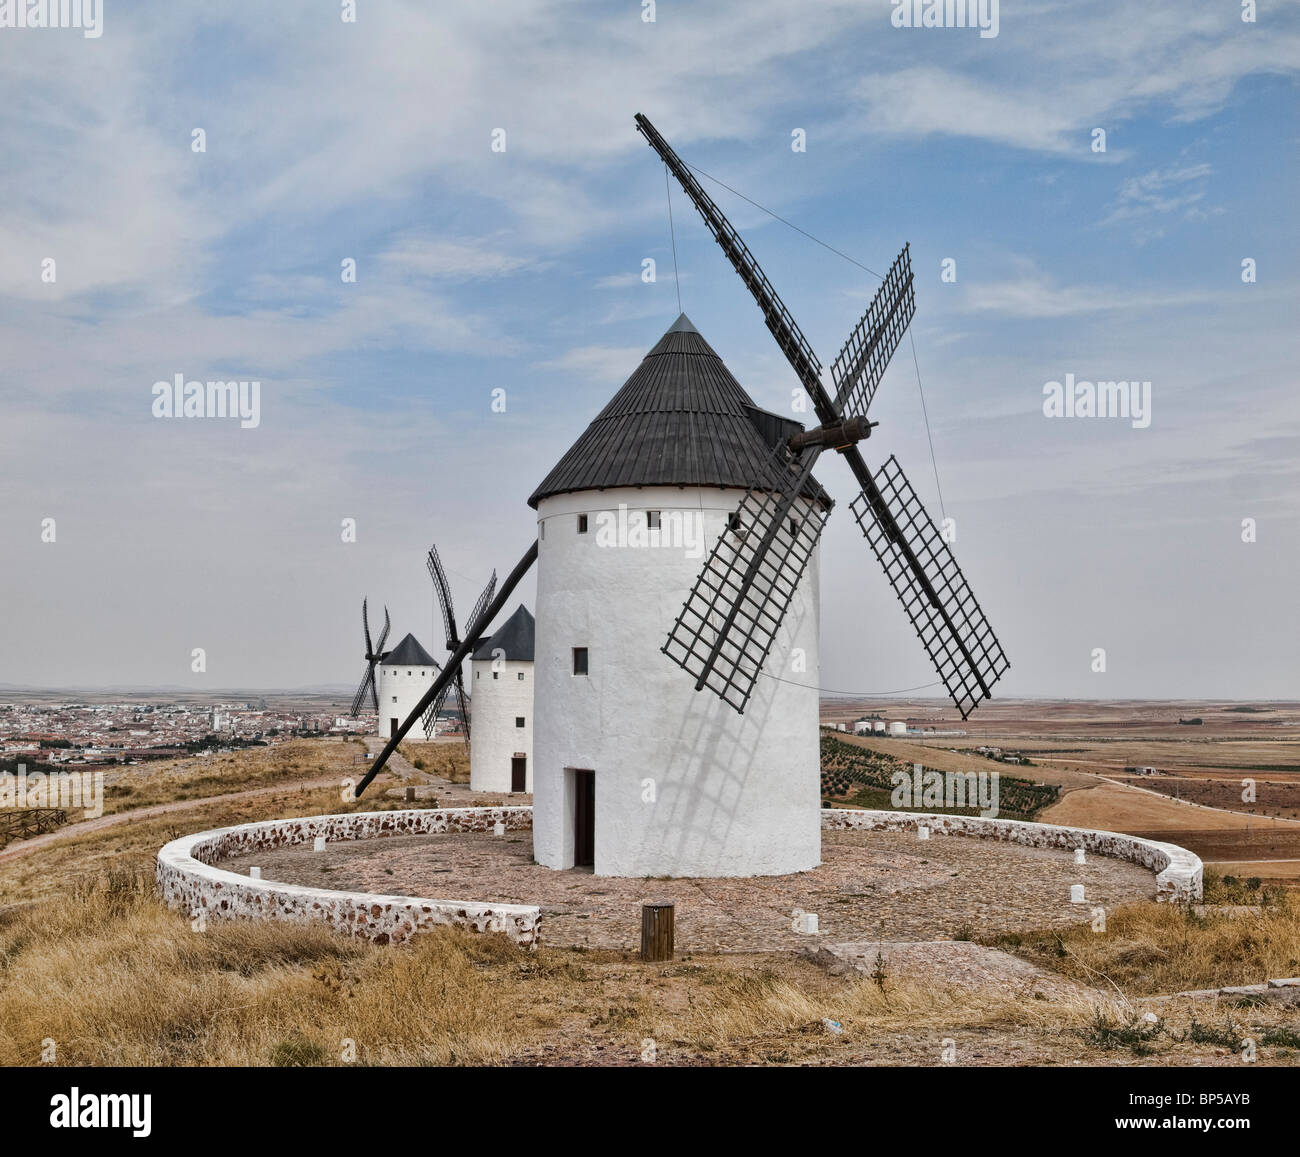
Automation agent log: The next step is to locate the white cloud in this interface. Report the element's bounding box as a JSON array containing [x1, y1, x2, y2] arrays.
[[536, 345, 646, 383], [850, 4, 1300, 156], [380, 238, 535, 279], [958, 274, 1214, 319], [1101, 162, 1216, 228]]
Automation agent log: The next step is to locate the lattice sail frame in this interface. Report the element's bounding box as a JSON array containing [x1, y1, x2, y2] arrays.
[[663, 449, 831, 714], [850, 456, 1008, 718], [831, 245, 915, 419], [427, 546, 459, 650], [420, 565, 496, 740], [350, 600, 390, 717]]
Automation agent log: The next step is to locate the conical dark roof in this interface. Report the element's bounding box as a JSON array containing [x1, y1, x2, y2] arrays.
[[380, 633, 438, 667], [472, 605, 535, 661], [528, 314, 831, 509]]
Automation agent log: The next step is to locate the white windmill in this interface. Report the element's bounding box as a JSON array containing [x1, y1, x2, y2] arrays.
[[468, 605, 535, 794], [353, 115, 1008, 879]]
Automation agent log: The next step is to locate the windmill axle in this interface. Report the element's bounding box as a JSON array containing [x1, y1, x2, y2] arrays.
[[787, 415, 874, 453]]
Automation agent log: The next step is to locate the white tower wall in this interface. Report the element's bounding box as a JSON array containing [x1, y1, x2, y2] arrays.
[[469, 657, 534, 792], [376, 663, 435, 740], [532, 486, 821, 878]]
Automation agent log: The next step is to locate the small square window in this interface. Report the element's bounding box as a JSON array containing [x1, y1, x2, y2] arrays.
[[728, 512, 743, 532], [493, 672, 499, 680], [476, 671, 480, 679], [789, 518, 799, 538], [515, 717, 525, 728], [647, 510, 661, 529], [577, 514, 588, 533], [572, 647, 589, 676], [517, 672, 524, 680]]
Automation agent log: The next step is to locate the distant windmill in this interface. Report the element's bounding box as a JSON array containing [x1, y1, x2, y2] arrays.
[[419, 545, 497, 743], [349, 599, 391, 718]]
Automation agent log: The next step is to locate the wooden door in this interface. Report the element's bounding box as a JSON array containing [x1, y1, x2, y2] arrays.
[[389, 718, 399, 737], [511, 756, 527, 793], [573, 769, 595, 868]]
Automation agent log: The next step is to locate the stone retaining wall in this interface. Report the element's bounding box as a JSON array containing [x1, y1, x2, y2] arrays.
[[156, 807, 539, 947], [822, 808, 1203, 902], [157, 805, 1203, 950]]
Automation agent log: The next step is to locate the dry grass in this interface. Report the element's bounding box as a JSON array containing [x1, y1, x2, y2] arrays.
[[398, 741, 470, 783], [0, 770, 416, 907], [2, 867, 1297, 1066], [990, 890, 1300, 996], [0, 870, 520, 1066], [98, 738, 368, 814]]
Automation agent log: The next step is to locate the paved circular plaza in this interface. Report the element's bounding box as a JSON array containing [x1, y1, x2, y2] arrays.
[[217, 826, 1157, 952]]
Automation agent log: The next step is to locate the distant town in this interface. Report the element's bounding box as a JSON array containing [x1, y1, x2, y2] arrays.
[[0, 697, 370, 770]]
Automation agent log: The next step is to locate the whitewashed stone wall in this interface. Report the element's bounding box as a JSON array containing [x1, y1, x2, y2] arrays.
[[377, 662, 436, 739], [533, 486, 822, 877], [156, 807, 539, 947], [469, 656, 534, 792], [822, 808, 1203, 902]]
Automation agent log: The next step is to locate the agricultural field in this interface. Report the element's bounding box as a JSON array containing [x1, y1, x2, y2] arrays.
[[819, 733, 1060, 819], [822, 699, 1300, 889]]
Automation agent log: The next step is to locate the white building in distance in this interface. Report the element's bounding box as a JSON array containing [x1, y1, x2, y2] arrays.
[[469, 605, 535, 793], [376, 634, 438, 740], [527, 314, 825, 878]]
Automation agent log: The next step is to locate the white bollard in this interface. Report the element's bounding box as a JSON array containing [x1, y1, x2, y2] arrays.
[[1070, 884, 1085, 904], [313, 836, 327, 853], [1074, 848, 1086, 865], [493, 821, 506, 837], [249, 866, 262, 880], [917, 825, 930, 841]]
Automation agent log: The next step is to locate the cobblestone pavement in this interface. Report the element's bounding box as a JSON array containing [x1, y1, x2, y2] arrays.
[[220, 827, 1156, 953]]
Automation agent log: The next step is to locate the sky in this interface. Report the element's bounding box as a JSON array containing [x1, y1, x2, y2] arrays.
[[0, 0, 1297, 702]]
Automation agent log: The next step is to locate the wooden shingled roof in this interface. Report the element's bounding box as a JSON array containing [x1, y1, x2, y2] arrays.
[[528, 314, 831, 510]]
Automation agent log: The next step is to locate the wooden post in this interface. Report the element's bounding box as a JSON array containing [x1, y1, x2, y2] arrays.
[[640, 902, 674, 962]]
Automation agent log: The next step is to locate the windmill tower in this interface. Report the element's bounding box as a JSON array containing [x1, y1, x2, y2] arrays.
[[376, 634, 438, 740], [468, 605, 535, 793], [351, 115, 1008, 878], [528, 315, 827, 875]]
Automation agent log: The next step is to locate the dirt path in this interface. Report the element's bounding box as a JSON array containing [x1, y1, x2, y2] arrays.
[[0, 775, 343, 865]]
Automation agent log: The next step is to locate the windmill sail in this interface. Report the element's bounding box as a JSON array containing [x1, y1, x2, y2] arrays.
[[831, 244, 915, 418], [350, 601, 390, 717], [428, 545, 459, 649], [465, 570, 498, 641], [850, 455, 1008, 718], [420, 680, 455, 739], [350, 666, 376, 718], [663, 445, 831, 714], [638, 112, 1008, 720], [421, 549, 495, 743], [634, 114, 826, 405]]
